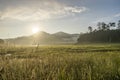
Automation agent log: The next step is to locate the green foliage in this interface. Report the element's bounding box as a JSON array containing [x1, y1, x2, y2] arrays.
[[88, 26, 93, 33], [0, 39, 4, 44], [0, 44, 120, 80], [78, 20, 120, 43], [118, 20, 120, 29], [78, 29, 120, 43]]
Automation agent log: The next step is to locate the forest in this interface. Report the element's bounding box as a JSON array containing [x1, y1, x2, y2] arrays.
[[78, 20, 120, 43]]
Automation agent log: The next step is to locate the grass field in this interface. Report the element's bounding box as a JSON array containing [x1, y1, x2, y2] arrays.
[[0, 44, 120, 80]]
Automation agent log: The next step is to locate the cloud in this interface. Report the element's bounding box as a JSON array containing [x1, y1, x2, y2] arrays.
[[0, 7, 51, 21], [64, 7, 87, 13], [0, 0, 88, 21], [92, 17, 113, 24], [114, 13, 120, 17], [92, 12, 120, 24]]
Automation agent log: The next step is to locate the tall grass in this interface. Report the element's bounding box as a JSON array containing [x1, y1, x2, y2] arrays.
[[0, 44, 120, 80]]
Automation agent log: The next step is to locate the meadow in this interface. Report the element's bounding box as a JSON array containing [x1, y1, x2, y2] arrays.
[[0, 44, 120, 80]]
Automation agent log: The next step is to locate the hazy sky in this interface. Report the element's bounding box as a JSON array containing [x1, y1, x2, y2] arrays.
[[0, 0, 120, 39]]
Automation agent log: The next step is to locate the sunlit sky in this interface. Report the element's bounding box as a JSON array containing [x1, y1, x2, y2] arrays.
[[0, 0, 120, 39]]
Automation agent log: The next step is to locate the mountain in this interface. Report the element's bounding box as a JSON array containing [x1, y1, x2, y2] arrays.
[[5, 31, 79, 45], [52, 31, 79, 42], [53, 31, 71, 37]]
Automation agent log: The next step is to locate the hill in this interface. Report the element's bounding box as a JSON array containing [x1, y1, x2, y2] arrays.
[[5, 31, 79, 45]]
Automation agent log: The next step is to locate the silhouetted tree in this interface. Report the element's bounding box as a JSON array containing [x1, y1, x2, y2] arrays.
[[109, 22, 115, 27], [118, 20, 120, 29], [77, 20, 120, 43], [97, 22, 102, 30], [109, 22, 116, 30], [97, 22, 107, 31], [93, 29, 97, 32], [101, 22, 107, 30], [106, 24, 110, 30], [88, 26, 92, 33]]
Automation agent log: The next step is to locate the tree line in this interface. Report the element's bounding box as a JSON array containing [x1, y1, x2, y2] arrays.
[[77, 20, 120, 43], [88, 20, 120, 32]]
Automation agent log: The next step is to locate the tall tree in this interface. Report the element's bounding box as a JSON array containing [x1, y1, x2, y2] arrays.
[[106, 24, 110, 30], [109, 22, 116, 29], [117, 20, 120, 29], [97, 22, 107, 31], [101, 22, 107, 31], [97, 22, 102, 30], [88, 26, 92, 33]]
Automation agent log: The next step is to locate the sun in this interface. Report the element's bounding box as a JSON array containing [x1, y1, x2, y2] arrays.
[[32, 27, 40, 33]]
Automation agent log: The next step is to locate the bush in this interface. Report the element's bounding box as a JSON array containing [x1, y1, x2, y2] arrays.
[[0, 39, 4, 44]]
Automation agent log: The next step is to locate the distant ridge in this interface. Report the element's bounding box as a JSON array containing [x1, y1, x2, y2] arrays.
[[53, 31, 70, 35], [5, 31, 79, 45]]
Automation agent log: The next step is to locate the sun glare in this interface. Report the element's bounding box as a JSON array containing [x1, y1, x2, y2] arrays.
[[32, 27, 40, 33]]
